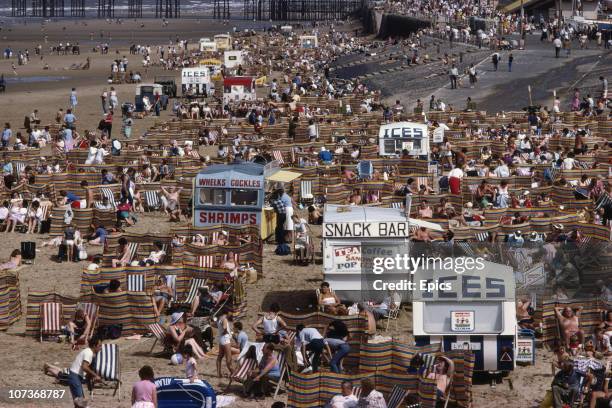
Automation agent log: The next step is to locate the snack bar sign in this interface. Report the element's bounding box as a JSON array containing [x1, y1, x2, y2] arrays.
[[323, 222, 411, 238]]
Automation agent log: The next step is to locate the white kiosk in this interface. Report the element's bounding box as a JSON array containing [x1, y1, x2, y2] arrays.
[[214, 34, 232, 51], [378, 121, 429, 159], [299, 35, 318, 49], [413, 261, 517, 372], [199, 38, 217, 53], [322, 205, 443, 302], [181, 67, 213, 97], [223, 76, 256, 104], [224, 50, 244, 69]]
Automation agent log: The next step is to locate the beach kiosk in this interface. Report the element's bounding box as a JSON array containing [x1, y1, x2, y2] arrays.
[[223, 76, 256, 104], [193, 161, 300, 239], [299, 35, 318, 49], [224, 50, 244, 69], [413, 260, 517, 372], [322, 205, 443, 302], [199, 38, 217, 53], [214, 34, 232, 51], [378, 121, 429, 159], [181, 67, 213, 97]]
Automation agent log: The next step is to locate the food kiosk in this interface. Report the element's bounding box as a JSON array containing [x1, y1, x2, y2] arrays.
[[181, 67, 213, 97], [378, 121, 429, 159], [193, 161, 301, 239], [214, 34, 232, 51], [223, 76, 256, 104], [299, 35, 318, 48], [199, 38, 217, 53], [224, 50, 244, 69], [413, 260, 517, 372], [322, 204, 443, 302]]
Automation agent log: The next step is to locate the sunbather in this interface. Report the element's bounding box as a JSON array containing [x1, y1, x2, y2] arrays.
[[244, 343, 281, 399], [427, 356, 454, 400], [65, 308, 92, 350], [555, 306, 584, 349], [0, 249, 22, 271], [152, 275, 173, 317]]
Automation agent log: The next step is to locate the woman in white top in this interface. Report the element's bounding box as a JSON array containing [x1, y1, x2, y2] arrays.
[[85, 141, 98, 165], [5, 200, 27, 233], [216, 311, 235, 378], [252, 303, 287, 344], [94, 144, 108, 165]]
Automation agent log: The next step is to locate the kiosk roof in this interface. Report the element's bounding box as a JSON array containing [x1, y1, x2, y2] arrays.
[[324, 204, 408, 223], [197, 162, 264, 177]]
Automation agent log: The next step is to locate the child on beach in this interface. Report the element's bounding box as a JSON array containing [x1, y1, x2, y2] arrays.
[[183, 345, 199, 383], [131, 365, 157, 408]]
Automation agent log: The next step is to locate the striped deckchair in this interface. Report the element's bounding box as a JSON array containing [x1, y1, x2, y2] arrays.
[[183, 278, 208, 306], [144, 190, 161, 211], [272, 150, 285, 164], [422, 353, 437, 374], [36, 203, 52, 233], [475, 232, 489, 242], [391, 202, 403, 209], [595, 192, 612, 210], [90, 343, 121, 398], [271, 349, 289, 397], [300, 180, 314, 204], [126, 243, 139, 265], [40, 302, 62, 342], [77, 302, 99, 339], [387, 385, 409, 408], [14, 161, 26, 176], [165, 275, 177, 302], [228, 355, 258, 388], [127, 274, 145, 292], [198, 255, 215, 268], [148, 323, 172, 354], [99, 187, 117, 209], [353, 386, 362, 399]]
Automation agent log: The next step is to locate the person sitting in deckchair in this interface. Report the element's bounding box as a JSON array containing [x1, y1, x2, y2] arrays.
[[0, 249, 22, 271], [245, 343, 281, 399], [190, 287, 217, 317], [111, 237, 131, 268], [516, 299, 535, 330], [152, 275, 173, 317], [328, 380, 358, 408], [139, 241, 166, 266], [555, 306, 584, 349], [427, 356, 454, 401], [65, 308, 92, 351]]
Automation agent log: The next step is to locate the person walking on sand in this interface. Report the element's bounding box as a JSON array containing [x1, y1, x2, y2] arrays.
[[554, 37, 562, 58], [508, 53, 514, 72], [101, 88, 108, 114], [70, 88, 78, 110]]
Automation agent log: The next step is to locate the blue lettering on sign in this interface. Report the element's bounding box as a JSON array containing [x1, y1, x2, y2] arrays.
[[438, 276, 457, 298], [486, 278, 505, 297], [462, 275, 481, 298]]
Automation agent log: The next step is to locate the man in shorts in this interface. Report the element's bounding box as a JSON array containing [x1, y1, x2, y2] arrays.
[[67, 336, 103, 406]]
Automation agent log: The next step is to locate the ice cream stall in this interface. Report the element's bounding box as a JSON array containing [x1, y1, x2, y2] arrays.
[[223, 76, 256, 104], [413, 260, 517, 372], [378, 121, 429, 159]]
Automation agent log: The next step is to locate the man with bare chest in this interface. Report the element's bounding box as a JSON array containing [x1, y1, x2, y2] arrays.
[[555, 306, 584, 349]]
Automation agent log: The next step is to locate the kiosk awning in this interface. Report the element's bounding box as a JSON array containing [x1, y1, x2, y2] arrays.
[[266, 170, 301, 183], [408, 218, 444, 232]]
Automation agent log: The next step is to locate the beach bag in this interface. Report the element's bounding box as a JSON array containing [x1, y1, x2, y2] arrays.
[[98, 324, 123, 340], [40, 219, 51, 234], [275, 243, 291, 256]]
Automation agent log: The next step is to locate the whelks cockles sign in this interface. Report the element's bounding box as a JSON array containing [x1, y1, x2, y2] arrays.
[[323, 221, 411, 238]]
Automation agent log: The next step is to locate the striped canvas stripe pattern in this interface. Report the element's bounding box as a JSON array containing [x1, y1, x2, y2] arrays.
[[127, 274, 145, 292], [232, 358, 257, 382], [0, 274, 21, 331], [300, 180, 313, 200], [93, 291, 157, 335], [198, 255, 215, 268], [387, 385, 408, 408], [185, 278, 207, 305], [100, 187, 117, 209], [127, 243, 139, 263], [272, 150, 285, 164], [41, 302, 62, 338], [595, 192, 612, 210], [144, 190, 161, 210], [475, 232, 489, 241], [94, 343, 119, 381]]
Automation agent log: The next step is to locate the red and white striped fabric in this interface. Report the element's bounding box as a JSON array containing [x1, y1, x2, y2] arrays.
[[78, 302, 99, 327], [211, 232, 219, 243], [41, 302, 62, 338], [198, 255, 215, 268], [272, 150, 284, 164], [148, 323, 166, 340], [232, 358, 257, 382]]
